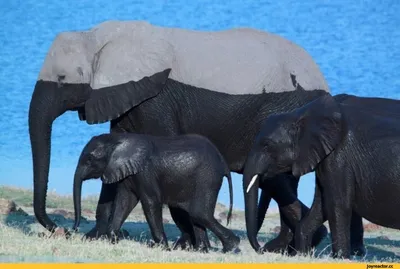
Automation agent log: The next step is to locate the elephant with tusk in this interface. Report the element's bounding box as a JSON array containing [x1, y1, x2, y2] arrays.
[[28, 20, 347, 252], [242, 93, 400, 257]]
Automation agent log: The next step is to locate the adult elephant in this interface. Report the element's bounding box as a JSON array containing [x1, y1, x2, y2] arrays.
[[29, 20, 330, 252]]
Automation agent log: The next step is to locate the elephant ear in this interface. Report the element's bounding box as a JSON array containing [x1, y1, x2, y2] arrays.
[[101, 139, 149, 184], [84, 68, 171, 124], [292, 94, 343, 177]]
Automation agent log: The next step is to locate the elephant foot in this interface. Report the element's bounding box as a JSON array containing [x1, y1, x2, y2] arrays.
[[193, 241, 211, 253], [83, 227, 129, 242], [223, 247, 241, 254], [193, 236, 212, 253], [107, 230, 120, 244], [331, 251, 351, 260], [287, 225, 327, 257], [38, 227, 72, 240], [147, 240, 170, 251], [262, 237, 291, 254], [172, 234, 211, 253], [260, 245, 289, 255], [108, 229, 131, 244], [286, 242, 298, 257], [311, 224, 328, 247], [117, 229, 130, 240], [195, 245, 209, 253], [82, 226, 103, 241], [221, 235, 240, 253], [351, 244, 366, 257], [172, 235, 191, 250], [222, 246, 241, 254], [110, 237, 118, 244]]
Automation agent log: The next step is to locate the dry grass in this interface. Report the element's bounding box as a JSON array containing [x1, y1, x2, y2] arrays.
[[1, 185, 400, 263]]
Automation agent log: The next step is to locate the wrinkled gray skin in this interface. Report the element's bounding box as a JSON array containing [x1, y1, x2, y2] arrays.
[[73, 133, 239, 253], [243, 93, 400, 258], [28, 20, 331, 250]]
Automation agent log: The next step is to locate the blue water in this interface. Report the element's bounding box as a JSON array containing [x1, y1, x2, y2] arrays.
[[0, 0, 399, 210]]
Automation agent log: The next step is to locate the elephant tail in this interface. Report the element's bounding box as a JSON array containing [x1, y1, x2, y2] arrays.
[[224, 167, 233, 227]]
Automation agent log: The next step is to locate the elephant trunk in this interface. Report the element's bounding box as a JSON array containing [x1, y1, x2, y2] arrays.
[[73, 166, 86, 231], [243, 161, 263, 252], [257, 189, 271, 233], [29, 81, 91, 232], [243, 151, 271, 253], [28, 82, 66, 232]]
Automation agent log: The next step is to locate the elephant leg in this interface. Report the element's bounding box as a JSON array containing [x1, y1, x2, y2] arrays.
[[350, 212, 365, 256], [260, 174, 296, 254], [323, 173, 352, 259], [169, 206, 196, 250], [193, 224, 211, 252], [261, 206, 295, 254], [141, 196, 169, 250], [191, 213, 239, 253], [170, 207, 211, 252], [294, 178, 327, 254], [107, 179, 140, 243], [326, 202, 352, 258], [83, 183, 118, 240], [262, 173, 327, 254], [190, 192, 240, 253]]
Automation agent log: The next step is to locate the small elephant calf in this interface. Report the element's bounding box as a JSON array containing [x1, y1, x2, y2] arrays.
[[72, 133, 240, 253]]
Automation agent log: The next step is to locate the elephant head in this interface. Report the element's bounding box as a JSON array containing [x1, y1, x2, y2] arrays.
[[29, 28, 171, 232], [243, 94, 343, 252], [73, 133, 149, 230]]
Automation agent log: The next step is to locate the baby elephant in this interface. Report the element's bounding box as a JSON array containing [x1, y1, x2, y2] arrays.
[[244, 93, 400, 258], [72, 133, 240, 253]]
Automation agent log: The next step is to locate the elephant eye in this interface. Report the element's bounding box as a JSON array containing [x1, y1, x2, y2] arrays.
[[261, 138, 274, 147], [262, 139, 279, 153]]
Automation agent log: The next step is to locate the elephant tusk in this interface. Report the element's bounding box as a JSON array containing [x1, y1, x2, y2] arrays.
[[246, 175, 258, 193]]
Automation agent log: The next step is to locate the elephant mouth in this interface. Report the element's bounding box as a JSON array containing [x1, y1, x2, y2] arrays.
[[70, 105, 87, 121], [77, 106, 86, 121]]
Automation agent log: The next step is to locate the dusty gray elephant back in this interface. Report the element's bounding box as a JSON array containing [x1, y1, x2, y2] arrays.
[[38, 20, 330, 94]]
